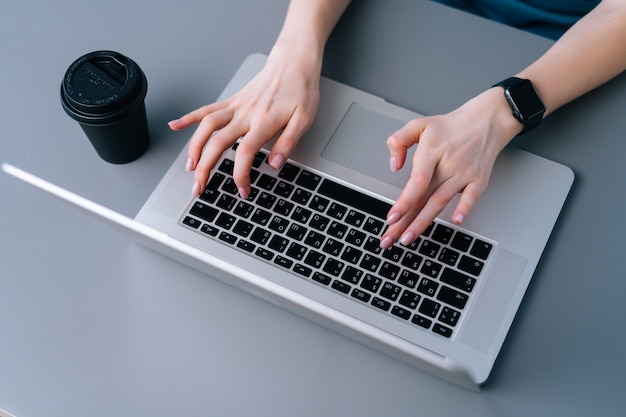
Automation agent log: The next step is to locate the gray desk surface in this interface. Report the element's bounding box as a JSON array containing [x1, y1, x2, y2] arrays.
[[1, 1, 624, 416]]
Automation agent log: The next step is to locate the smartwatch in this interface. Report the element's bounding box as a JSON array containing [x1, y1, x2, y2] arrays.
[[493, 77, 545, 135]]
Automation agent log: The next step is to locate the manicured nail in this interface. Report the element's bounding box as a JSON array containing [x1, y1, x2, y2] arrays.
[[192, 181, 201, 197], [380, 236, 394, 249], [387, 212, 400, 225], [400, 231, 415, 246], [185, 158, 194, 172], [454, 212, 465, 224], [168, 119, 180, 128], [270, 154, 285, 170], [390, 157, 398, 173], [238, 187, 249, 200]]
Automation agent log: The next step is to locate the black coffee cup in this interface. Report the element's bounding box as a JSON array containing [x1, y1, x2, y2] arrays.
[[61, 50, 149, 164]]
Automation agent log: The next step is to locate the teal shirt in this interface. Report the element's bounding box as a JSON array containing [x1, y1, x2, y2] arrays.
[[435, 0, 600, 39]]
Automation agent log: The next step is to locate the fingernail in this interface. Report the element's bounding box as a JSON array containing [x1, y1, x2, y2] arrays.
[[270, 154, 285, 170], [185, 158, 194, 172], [390, 157, 398, 172], [380, 236, 394, 249], [192, 181, 201, 197], [238, 187, 249, 200], [454, 212, 465, 224], [168, 119, 180, 128], [387, 212, 400, 225], [400, 231, 415, 246]]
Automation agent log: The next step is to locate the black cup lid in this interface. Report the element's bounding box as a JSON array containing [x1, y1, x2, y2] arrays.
[[61, 50, 146, 120]]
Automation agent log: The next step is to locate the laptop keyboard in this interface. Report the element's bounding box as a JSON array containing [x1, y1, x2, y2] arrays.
[[180, 144, 496, 339]]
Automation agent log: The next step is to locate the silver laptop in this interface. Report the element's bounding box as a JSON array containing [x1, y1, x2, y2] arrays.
[[2, 53, 574, 390]]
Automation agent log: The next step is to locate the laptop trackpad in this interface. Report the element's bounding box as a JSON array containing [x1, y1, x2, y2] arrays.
[[321, 103, 412, 188]]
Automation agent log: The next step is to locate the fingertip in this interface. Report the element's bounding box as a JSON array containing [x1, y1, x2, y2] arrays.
[[453, 211, 465, 225]]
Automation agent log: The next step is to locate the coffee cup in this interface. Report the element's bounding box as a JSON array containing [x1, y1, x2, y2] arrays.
[[61, 50, 149, 164]]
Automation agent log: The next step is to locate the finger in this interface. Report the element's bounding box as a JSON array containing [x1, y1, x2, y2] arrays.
[[386, 118, 426, 172], [452, 181, 487, 224], [186, 108, 235, 170], [169, 101, 228, 130], [269, 108, 314, 169]]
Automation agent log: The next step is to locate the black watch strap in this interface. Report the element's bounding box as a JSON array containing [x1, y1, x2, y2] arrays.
[[493, 77, 545, 135]]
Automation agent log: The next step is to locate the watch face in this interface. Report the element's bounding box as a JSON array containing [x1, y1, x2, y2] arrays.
[[507, 79, 546, 120]]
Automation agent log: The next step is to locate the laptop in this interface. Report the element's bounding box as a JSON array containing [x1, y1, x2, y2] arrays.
[[2, 53, 574, 390]]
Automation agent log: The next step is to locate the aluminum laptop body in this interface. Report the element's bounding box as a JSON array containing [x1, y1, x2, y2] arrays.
[[3, 53, 574, 390]]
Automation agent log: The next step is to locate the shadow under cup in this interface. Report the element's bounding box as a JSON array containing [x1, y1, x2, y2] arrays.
[[61, 50, 149, 164]]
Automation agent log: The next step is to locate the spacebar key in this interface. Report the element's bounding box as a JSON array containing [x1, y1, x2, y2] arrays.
[[318, 179, 391, 220]]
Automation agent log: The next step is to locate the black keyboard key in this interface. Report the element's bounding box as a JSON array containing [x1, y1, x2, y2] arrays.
[[361, 274, 382, 292], [257, 174, 278, 190], [351, 288, 372, 303], [255, 247, 274, 260], [359, 253, 381, 273], [398, 270, 419, 289], [458, 255, 484, 276], [438, 247, 460, 266], [215, 213, 236, 229], [190, 202, 218, 222], [286, 223, 307, 241], [183, 216, 201, 229], [233, 201, 254, 218], [417, 277, 439, 297], [308, 195, 329, 212], [420, 259, 442, 278], [401, 252, 422, 270], [295, 170, 322, 190], [470, 239, 493, 260], [200, 172, 225, 203], [268, 235, 289, 253], [269, 216, 289, 234], [304, 250, 326, 269], [345, 228, 366, 247], [451, 231, 473, 252], [379, 262, 400, 280], [286, 242, 307, 261], [251, 151, 267, 168], [273, 199, 294, 216], [322, 238, 344, 257], [256, 192, 277, 209], [440, 268, 476, 293], [250, 208, 272, 226], [380, 282, 402, 301], [236, 240, 256, 253], [419, 298, 441, 318], [250, 228, 271, 245], [323, 258, 345, 276], [399, 290, 421, 309], [383, 246, 404, 263], [233, 220, 254, 238], [422, 222, 435, 237], [332, 280, 351, 294], [291, 206, 312, 224], [341, 246, 363, 264], [327, 221, 348, 239], [363, 217, 385, 235], [216, 194, 237, 211], [275, 181, 294, 198], [411, 314, 432, 329], [364, 236, 382, 254], [371, 297, 391, 312], [437, 286, 469, 310], [391, 305, 411, 320], [292, 188, 312, 205], [217, 158, 234, 175], [218, 231, 237, 245], [419, 240, 440, 258], [201, 224, 219, 236], [432, 324, 453, 338], [326, 202, 347, 219], [432, 224, 454, 244], [293, 264, 312, 278], [439, 307, 461, 327], [221, 177, 239, 194], [341, 266, 363, 285], [318, 179, 391, 220], [345, 209, 366, 227], [312, 271, 332, 285], [304, 231, 325, 249], [309, 213, 330, 231], [274, 255, 293, 269], [278, 162, 300, 181]]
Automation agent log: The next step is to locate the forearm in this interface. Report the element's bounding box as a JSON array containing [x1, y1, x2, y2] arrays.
[[517, 0, 626, 116]]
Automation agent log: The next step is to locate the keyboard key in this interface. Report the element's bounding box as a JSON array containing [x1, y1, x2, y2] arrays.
[[417, 277, 439, 297], [274, 255, 293, 269], [257, 174, 278, 190], [439, 307, 461, 327], [183, 216, 201, 229], [278, 162, 300, 181], [295, 170, 322, 190], [218, 231, 237, 245], [221, 177, 238, 194], [383, 246, 404, 262], [326, 202, 347, 219], [312, 272, 332, 285], [275, 181, 294, 198], [470, 239, 493, 260], [398, 270, 419, 289], [304, 250, 326, 269], [200, 172, 225, 203], [293, 263, 312, 278], [420, 259, 442, 278], [432, 323, 453, 338], [304, 231, 325, 249], [286, 242, 307, 261], [217, 158, 234, 175], [309, 213, 330, 231], [371, 297, 391, 311], [363, 217, 385, 235], [364, 236, 382, 254], [233, 220, 254, 238], [419, 298, 441, 318], [450, 231, 473, 252], [379, 262, 400, 280], [291, 206, 312, 224], [292, 188, 312, 205], [190, 202, 218, 222], [411, 314, 432, 329], [332, 280, 351, 294], [215, 213, 236, 229], [437, 286, 469, 309], [216, 194, 237, 211], [286, 223, 307, 241], [256, 192, 277, 209], [351, 288, 372, 303], [273, 199, 294, 216], [268, 215, 289, 234], [341, 266, 363, 284], [346, 228, 366, 247], [432, 224, 454, 244], [458, 255, 484, 276], [341, 246, 363, 264], [380, 282, 402, 301], [419, 239, 440, 258], [438, 247, 460, 266], [399, 290, 421, 309], [440, 268, 476, 293], [391, 305, 411, 320], [327, 221, 348, 239], [308, 195, 329, 212], [252, 151, 267, 168], [345, 209, 365, 227], [401, 252, 422, 270], [359, 253, 381, 272], [255, 247, 274, 260], [250, 208, 272, 226], [318, 179, 391, 220], [201, 224, 219, 236], [233, 201, 254, 218], [361, 274, 382, 292], [236, 240, 256, 253], [323, 258, 345, 276], [268, 235, 289, 253], [322, 238, 344, 257]]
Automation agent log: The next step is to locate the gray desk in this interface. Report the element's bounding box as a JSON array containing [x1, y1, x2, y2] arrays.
[[1, 1, 624, 416]]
